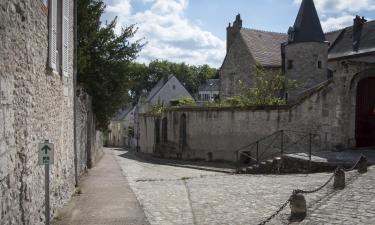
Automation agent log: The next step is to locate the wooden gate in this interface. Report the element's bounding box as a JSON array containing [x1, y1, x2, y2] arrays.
[[356, 77, 375, 147]]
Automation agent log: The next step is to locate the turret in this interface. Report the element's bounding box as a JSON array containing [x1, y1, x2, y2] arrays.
[[284, 0, 329, 102]]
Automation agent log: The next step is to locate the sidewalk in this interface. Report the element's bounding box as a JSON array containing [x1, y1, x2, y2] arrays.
[[53, 148, 149, 225]]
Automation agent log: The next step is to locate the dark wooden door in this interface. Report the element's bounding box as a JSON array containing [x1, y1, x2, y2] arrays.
[[356, 77, 375, 147]]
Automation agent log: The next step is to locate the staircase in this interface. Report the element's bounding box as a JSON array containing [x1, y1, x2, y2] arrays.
[[235, 130, 331, 174]]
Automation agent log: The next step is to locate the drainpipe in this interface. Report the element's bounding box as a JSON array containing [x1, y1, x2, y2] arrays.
[[73, 0, 78, 187]]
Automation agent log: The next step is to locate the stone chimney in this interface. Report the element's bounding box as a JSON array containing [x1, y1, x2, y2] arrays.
[[226, 14, 242, 53], [353, 15, 367, 51]]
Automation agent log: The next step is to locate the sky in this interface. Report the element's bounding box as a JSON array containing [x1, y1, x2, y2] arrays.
[[101, 0, 375, 68]]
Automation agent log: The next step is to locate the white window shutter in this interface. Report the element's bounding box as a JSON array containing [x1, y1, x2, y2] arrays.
[[49, 0, 57, 71], [62, 0, 69, 77]]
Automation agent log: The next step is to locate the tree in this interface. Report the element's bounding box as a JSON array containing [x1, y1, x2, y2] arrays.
[[78, 0, 143, 130], [128, 60, 218, 101], [221, 64, 296, 107]]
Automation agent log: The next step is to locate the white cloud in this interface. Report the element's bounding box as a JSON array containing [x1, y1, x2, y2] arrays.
[[104, 0, 225, 67], [294, 0, 375, 31], [321, 15, 354, 31], [294, 0, 375, 13]]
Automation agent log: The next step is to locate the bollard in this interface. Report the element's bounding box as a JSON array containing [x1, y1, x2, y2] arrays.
[[333, 168, 345, 190], [290, 193, 306, 220], [358, 156, 368, 174]]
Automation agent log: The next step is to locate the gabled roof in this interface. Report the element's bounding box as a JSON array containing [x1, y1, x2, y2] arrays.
[[198, 79, 220, 92], [325, 29, 343, 46], [145, 75, 172, 102], [240, 29, 288, 67], [291, 0, 326, 43], [328, 20, 375, 59]]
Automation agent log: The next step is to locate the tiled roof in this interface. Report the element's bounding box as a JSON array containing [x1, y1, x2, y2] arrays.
[[329, 20, 375, 59], [240, 29, 288, 67], [198, 79, 220, 92]]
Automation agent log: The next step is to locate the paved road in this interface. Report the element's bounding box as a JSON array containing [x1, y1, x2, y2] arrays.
[[113, 148, 375, 225], [53, 149, 149, 225]]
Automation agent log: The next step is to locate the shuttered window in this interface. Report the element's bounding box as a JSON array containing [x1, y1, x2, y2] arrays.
[[49, 0, 57, 71], [62, 0, 69, 77]]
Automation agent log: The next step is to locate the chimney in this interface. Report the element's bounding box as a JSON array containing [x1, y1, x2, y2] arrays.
[[353, 15, 367, 51], [226, 14, 242, 53]]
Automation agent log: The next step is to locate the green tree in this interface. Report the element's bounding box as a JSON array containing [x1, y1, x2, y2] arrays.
[[222, 64, 296, 106], [128, 60, 218, 100], [78, 0, 143, 130]]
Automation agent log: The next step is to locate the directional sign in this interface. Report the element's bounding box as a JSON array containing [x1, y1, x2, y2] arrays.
[[38, 141, 54, 165]]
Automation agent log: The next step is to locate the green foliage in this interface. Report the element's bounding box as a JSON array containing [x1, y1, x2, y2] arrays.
[[128, 60, 218, 100], [169, 97, 196, 106], [220, 64, 296, 107], [148, 105, 167, 116], [77, 0, 143, 130]]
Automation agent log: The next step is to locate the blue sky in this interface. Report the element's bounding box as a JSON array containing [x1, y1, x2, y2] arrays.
[[102, 0, 375, 68]]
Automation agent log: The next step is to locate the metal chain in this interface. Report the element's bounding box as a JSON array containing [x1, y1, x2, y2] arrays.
[[257, 154, 366, 225], [257, 197, 291, 225], [343, 155, 364, 172], [294, 168, 337, 194]]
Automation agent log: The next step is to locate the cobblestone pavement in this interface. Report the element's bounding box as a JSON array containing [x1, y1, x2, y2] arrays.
[[111, 148, 375, 225]]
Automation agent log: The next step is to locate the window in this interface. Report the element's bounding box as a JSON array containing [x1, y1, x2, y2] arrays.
[[318, 61, 322, 69], [48, 0, 69, 76], [287, 60, 293, 69]]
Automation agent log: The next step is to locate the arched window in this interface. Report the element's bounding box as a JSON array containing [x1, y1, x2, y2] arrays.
[[179, 114, 187, 148], [155, 118, 160, 144]]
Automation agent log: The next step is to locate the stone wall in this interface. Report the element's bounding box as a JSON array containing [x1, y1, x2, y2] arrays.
[[76, 86, 104, 172], [0, 1, 102, 224], [139, 61, 375, 162]]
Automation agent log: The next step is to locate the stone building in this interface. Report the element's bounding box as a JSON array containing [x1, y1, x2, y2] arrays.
[[0, 1, 102, 224], [137, 0, 375, 162], [108, 105, 135, 147]]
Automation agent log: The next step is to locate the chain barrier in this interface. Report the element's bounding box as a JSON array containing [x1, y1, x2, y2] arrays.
[[256, 155, 366, 225], [343, 155, 363, 172], [257, 197, 291, 225]]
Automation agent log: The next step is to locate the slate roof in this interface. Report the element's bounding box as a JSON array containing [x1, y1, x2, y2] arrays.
[[328, 20, 375, 59], [198, 79, 220, 92], [240, 29, 288, 67], [325, 30, 343, 46], [145, 75, 172, 102], [291, 0, 326, 43]]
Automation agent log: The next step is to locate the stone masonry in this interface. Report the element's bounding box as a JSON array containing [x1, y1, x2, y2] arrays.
[[0, 1, 102, 225]]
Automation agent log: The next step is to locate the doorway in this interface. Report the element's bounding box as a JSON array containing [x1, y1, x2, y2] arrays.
[[355, 77, 375, 147], [179, 114, 187, 153]]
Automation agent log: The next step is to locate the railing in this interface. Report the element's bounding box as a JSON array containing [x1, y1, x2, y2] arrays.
[[235, 130, 328, 172]]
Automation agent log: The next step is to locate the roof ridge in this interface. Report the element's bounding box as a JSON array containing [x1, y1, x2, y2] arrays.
[[241, 27, 287, 35]]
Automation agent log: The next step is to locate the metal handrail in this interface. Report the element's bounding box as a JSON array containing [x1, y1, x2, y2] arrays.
[[235, 129, 328, 173]]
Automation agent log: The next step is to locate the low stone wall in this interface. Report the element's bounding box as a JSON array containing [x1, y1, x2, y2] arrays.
[[139, 82, 337, 162]]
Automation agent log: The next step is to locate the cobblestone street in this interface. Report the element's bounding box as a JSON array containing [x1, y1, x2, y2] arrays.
[[111, 148, 375, 225]]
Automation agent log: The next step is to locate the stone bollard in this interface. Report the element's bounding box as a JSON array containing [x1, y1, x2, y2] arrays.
[[358, 156, 368, 174], [290, 193, 306, 221], [333, 168, 345, 190]]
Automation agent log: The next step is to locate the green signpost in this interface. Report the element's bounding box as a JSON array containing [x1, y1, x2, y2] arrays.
[[39, 140, 54, 225]]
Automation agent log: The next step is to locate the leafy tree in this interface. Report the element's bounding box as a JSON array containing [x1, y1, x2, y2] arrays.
[[78, 0, 143, 130], [128, 60, 218, 101], [216, 64, 296, 107]]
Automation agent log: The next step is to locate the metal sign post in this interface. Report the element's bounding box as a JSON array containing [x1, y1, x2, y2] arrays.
[[38, 140, 54, 225]]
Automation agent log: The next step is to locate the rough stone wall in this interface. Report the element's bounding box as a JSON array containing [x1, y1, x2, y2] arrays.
[[139, 115, 158, 154], [0, 1, 102, 224], [75, 86, 103, 172], [138, 61, 375, 162], [219, 35, 256, 99], [285, 42, 329, 102]]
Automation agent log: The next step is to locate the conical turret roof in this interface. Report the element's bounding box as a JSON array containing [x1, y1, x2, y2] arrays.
[[291, 0, 326, 43]]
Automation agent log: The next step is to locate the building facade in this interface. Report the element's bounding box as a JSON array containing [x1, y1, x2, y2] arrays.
[[0, 1, 102, 224], [138, 0, 375, 161]]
